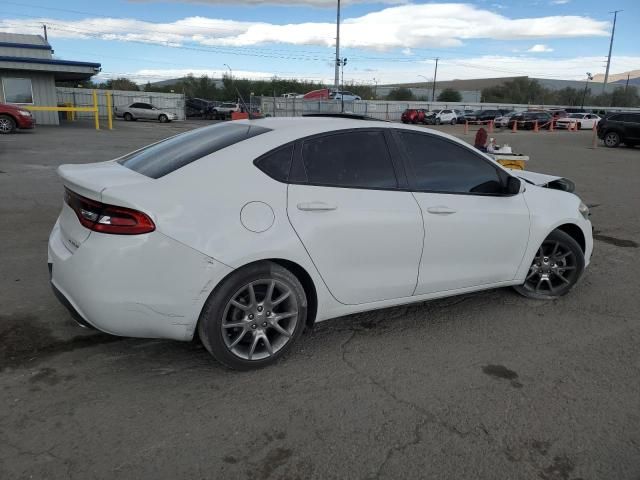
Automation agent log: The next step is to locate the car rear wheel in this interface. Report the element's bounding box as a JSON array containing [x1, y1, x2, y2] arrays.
[[123, 113, 133, 121], [0, 115, 17, 134], [158, 114, 169, 123], [198, 262, 307, 370], [514, 229, 584, 300], [604, 131, 621, 147]]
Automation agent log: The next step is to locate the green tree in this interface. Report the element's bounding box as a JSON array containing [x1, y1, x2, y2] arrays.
[[437, 88, 462, 102], [99, 77, 140, 91], [481, 78, 544, 104], [386, 87, 415, 101]]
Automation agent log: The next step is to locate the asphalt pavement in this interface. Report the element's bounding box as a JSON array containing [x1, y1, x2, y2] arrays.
[[1, 119, 639, 479]]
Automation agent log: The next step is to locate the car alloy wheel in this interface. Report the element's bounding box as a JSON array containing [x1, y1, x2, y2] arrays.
[[123, 113, 133, 121], [198, 261, 306, 369], [0, 115, 16, 134], [604, 132, 620, 147], [159, 114, 168, 123], [514, 230, 584, 299], [221, 280, 298, 361]]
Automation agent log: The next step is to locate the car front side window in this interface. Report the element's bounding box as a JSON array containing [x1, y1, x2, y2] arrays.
[[397, 131, 505, 195]]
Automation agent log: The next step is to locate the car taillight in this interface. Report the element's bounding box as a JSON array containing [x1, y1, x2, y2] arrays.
[[64, 188, 155, 235]]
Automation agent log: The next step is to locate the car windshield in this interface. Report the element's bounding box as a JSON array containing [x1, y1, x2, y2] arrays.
[[118, 123, 271, 178], [568, 114, 584, 118]]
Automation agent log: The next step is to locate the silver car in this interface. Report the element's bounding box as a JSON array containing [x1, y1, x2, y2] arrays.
[[114, 102, 178, 123]]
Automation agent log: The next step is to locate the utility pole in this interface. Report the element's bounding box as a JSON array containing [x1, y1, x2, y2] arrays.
[[334, 0, 341, 93], [603, 10, 622, 93], [42, 24, 47, 41], [372, 77, 378, 99], [432, 58, 439, 101], [624, 72, 630, 93]]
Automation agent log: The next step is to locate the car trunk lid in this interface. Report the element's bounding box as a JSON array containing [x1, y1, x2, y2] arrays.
[[57, 161, 153, 251]]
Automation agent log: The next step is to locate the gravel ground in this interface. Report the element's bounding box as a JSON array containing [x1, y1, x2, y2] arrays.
[[1, 119, 639, 480]]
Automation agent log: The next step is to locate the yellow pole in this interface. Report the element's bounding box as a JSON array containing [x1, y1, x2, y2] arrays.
[[106, 91, 113, 130], [92, 89, 100, 130]]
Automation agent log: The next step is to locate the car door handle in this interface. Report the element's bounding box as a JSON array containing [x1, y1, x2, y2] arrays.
[[297, 202, 337, 211], [427, 206, 457, 215]]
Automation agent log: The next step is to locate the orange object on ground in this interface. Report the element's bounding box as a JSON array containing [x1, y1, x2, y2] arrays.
[[533, 120, 539, 132], [511, 119, 517, 133], [549, 120, 554, 132], [464, 120, 469, 135], [231, 112, 249, 120], [488, 120, 494, 134]]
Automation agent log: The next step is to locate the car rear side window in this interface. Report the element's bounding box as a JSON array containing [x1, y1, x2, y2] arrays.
[[254, 144, 294, 182], [397, 131, 504, 195], [301, 130, 397, 189], [119, 123, 271, 179]]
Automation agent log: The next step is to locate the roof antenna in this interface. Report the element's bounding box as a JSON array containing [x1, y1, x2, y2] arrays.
[[42, 24, 48, 41]]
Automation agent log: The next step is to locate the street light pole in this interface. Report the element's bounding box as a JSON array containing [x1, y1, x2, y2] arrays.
[[432, 58, 439, 101], [372, 77, 378, 99], [338, 57, 347, 113], [581, 72, 593, 109]]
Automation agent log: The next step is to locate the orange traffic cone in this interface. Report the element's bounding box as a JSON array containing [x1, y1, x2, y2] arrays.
[[549, 119, 554, 132], [488, 120, 494, 134], [464, 120, 469, 135], [533, 120, 539, 132], [511, 119, 517, 133]]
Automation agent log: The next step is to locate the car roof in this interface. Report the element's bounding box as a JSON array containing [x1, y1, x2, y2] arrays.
[[232, 116, 465, 145]]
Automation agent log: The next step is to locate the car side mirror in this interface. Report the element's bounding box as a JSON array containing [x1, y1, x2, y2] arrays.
[[505, 176, 521, 195]]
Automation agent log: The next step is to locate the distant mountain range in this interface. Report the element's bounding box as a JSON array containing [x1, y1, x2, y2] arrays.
[[593, 69, 640, 85]]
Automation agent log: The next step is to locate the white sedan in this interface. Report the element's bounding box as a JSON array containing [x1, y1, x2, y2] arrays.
[[49, 116, 593, 369], [555, 113, 601, 130]]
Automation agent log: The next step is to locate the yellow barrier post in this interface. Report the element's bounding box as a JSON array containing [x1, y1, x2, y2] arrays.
[[92, 89, 100, 130], [106, 91, 113, 130]]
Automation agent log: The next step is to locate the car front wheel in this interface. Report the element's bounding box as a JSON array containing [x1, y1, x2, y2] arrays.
[[604, 131, 621, 147], [514, 229, 584, 300], [198, 262, 307, 370], [158, 114, 169, 123], [0, 115, 16, 134]]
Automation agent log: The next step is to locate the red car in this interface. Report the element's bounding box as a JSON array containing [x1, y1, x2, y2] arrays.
[[401, 108, 428, 124], [0, 103, 35, 134]]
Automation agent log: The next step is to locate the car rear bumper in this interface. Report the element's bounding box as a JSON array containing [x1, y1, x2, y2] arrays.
[[48, 220, 234, 341]]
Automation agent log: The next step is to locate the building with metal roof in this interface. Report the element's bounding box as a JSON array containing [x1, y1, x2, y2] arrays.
[[0, 32, 101, 125]]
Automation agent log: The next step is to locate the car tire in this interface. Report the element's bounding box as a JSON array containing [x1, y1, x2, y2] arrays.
[[513, 229, 585, 300], [604, 131, 621, 148], [435, 118, 441, 125], [158, 114, 169, 123], [0, 115, 16, 134], [450, 118, 457, 125], [198, 261, 307, 370], [123, 113, 133, 121]]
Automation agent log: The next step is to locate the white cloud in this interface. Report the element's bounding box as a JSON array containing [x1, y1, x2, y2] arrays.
[[402, 48, 413, 56], [0, 3, 609, 51], [99, 55, 640, 85], [550, 0, 570, 4], [527, 44, 554, 52]]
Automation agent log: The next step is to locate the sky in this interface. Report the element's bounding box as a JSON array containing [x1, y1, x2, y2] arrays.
[[1, 0, 638, 85]]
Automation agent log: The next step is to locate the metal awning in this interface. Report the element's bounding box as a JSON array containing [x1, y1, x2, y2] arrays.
[[0, 56, 101, 81]]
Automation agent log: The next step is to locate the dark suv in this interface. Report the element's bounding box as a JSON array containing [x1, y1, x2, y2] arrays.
[[597, 112, 640, 148], [464, 109, 507, 123]]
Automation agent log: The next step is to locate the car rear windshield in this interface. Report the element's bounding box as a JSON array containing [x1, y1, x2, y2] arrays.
[[118, 123, 271, 178]]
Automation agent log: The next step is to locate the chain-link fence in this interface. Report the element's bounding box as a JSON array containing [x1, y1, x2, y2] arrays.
[[257, 97, 640, 122], [56, 88, 186, 122]]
